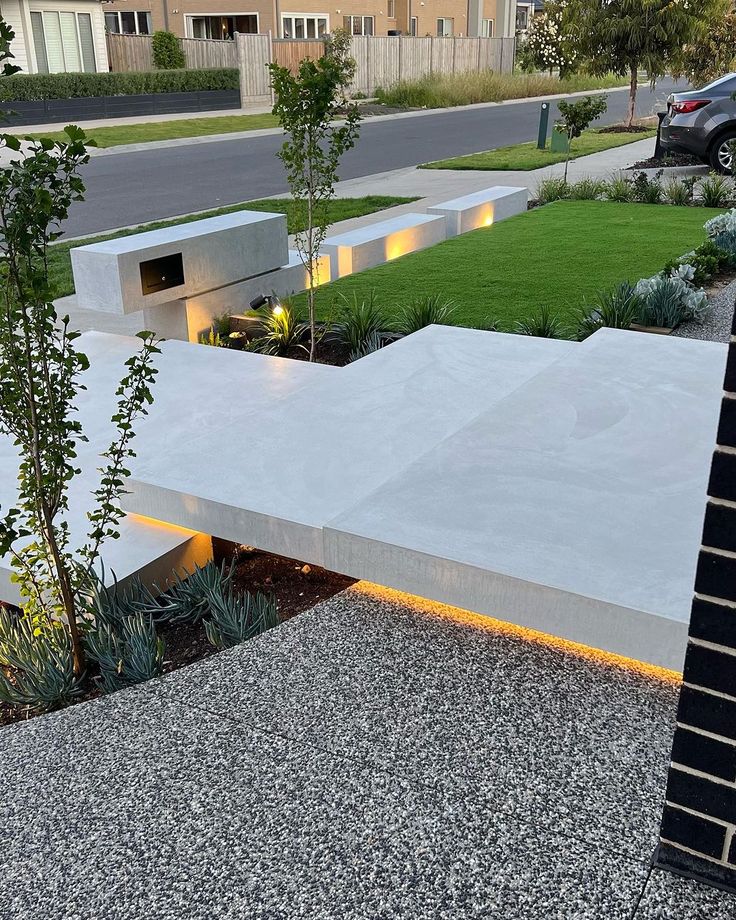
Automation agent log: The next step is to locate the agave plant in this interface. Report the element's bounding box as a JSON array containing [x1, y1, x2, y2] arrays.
[[0, 608, 82, 712], [393, 294, 458, 335], [85, 612, 165, 693], [204, 589, 279, 651]]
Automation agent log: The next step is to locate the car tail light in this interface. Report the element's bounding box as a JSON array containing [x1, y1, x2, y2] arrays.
[[671, 99, 711, 114]]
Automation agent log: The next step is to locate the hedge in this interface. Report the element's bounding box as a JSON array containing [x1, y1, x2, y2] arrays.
[[0, 68, 239, 102]]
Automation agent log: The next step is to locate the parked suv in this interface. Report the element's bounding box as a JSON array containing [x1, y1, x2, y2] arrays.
[[660, 73, 736, 172]]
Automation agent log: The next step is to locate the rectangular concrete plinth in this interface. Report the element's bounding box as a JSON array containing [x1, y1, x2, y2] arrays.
[[71, 210, 288, 315], [427, 186, 528, 236], [321, 213, 447, 279]]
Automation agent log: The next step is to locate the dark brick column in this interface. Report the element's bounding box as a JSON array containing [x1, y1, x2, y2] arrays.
[[656, 323, 736, 892]]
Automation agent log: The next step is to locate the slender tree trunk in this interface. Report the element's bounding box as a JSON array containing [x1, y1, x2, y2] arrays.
[[627, 64, 638, 128], [41, 504, 85, 676]]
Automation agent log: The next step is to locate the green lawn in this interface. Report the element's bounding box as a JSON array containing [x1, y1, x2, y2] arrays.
[[17, 113, 281, 148], [421, 127, 657, 171], [299, 200, 722, 333], [51, 196, 417, 299]]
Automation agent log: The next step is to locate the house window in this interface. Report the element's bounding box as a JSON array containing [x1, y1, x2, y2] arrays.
[[436, 17, 453, 36], [104, 11, 152, 34], [410, 15, 418, 34], [481, 18, 493, 36], [387, 0, 395, 17], [344, 15, 374, 35], [186, 14, 258, 38], [281, 14, 329, 38], [515, 4, 531, 30], [31, 10, 96, 73]]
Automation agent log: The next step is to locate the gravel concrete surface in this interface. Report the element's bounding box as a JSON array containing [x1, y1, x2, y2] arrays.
[[1, 583, 731, 919]]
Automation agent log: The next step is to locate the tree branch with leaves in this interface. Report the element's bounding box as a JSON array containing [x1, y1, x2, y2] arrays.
[[268, 30, 361, 361]]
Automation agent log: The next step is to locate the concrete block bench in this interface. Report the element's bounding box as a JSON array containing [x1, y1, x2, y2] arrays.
[[321, 213, 447, 279], [427, 186, 528, 237], [71, 210, 288, 315]]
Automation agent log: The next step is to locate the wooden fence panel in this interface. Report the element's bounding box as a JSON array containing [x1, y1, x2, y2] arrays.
[[272, 39, 324, 73], [368, 35, 400, 92], [235, 32, 272, 104], [430, 38, 455, 74], [399, 36, 432, 83], [106, 33, 153, 72], [182, 37, 237, 69], [453, 38, 480, 73]]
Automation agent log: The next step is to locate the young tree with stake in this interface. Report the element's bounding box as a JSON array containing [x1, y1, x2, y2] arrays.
[[268, 30, 361, 361], [556, 94, 608, 183]]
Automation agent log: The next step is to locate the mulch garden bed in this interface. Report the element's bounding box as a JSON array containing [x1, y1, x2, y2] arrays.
[[0, 545, 355, 728], [629, 152, 704, 170]]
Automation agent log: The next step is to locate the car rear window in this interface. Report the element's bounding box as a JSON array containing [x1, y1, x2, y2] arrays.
[[699, 73, 736, 92]]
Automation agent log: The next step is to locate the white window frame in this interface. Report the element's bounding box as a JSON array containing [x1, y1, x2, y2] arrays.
[[436, 17, 453, 36], [32, 10, 96, 73], [343, 14, 374, 35], [104, 11, 152, 35], [410, 15, 418, 35], [185, 12, 260, 39], [515, 3, 532, 30], [280, 13, 329, 38], [481, 18, 494, 36], [387, 0, 395, 18]]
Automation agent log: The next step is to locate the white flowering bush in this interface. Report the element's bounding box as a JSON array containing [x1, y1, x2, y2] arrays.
[[516, 3, 577, 77]]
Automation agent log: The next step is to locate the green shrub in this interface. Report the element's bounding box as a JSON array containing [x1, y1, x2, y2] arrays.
[[663, 176, 695, 207], [0, 68, 238, 102], [332, 291, 386, 355], [393, 294, 457, 334], [0, 608, 82, 712], [514, 306, 565, 338], [576, 281, 643, 339], [152, 30, 185, 69], [604, 174, 634, 202], [253, 302, 309, 356], [631, 171, 663, 204], [700, 173, 733, 209], [536, 176, 570, 204], [567, 177, 606, 200]]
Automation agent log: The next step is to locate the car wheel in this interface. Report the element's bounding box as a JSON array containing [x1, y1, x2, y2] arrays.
[[709, 132, 736, 173]]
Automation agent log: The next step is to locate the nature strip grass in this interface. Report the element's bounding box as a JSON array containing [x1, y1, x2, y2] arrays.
[[421, 127, 657, 171], [16, 113, 281, 148]]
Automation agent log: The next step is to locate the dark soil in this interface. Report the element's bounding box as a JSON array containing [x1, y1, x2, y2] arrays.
[[629, 152, 703, 169], [0, 545, 355, 728], [598, 123, 655, 134]]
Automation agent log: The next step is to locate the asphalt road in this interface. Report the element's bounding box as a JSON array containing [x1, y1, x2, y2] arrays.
[[65, 77, 683, 237]]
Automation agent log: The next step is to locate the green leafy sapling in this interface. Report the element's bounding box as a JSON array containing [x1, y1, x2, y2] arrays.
[[0, 21, 160, 686], [556, 94, 608, 183], [268, 29, 361, 361]]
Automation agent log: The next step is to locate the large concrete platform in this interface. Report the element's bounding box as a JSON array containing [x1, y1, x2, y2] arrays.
[[113, 325, 726, 671]]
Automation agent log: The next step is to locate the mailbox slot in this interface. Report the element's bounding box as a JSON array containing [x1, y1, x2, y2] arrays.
[[140, 253, 184, 295]]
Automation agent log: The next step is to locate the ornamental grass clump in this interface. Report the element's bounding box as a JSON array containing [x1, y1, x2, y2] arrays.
[[576, 281, 644, 340], [699, 173, 733, 209]]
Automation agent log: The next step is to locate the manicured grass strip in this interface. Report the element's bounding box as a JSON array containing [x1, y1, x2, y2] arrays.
[[297, 200, 722, 334], [421, 127, 657, 171], [50, 196, 417, 300], [16, 113, 281, 148]]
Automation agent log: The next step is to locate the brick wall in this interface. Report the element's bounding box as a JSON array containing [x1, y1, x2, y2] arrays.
[[658, 309, 736, 892]]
